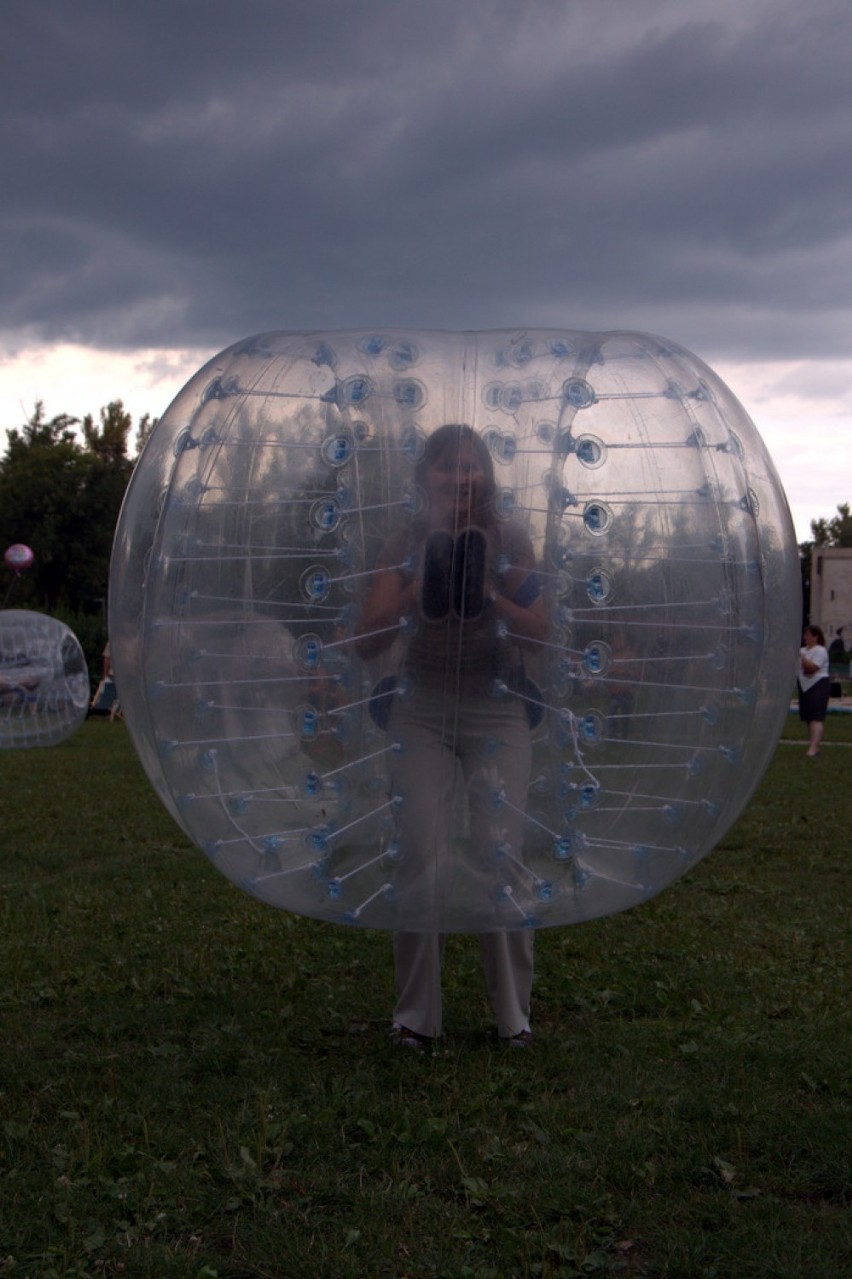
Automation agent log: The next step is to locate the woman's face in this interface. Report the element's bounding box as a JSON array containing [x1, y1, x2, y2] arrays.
[[803, 629, 816, 647], [423, 441, 486, 523]]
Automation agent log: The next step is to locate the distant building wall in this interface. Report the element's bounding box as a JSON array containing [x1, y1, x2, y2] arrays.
[[811, 547, 852, 645]]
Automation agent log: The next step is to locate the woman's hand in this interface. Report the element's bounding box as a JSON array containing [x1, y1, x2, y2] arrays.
[[489, 588, 548, 645]]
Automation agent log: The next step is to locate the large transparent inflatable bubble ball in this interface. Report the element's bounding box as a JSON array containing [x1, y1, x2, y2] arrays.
[[0, 610, 90, 749], [110, 329, 800, 931]]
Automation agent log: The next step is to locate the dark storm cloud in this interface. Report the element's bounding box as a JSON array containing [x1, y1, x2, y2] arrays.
[[2, 0, 851, 359]]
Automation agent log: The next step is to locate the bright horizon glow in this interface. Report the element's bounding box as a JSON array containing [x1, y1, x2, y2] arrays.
[[0, 341, 212, 441], [1, 341, 849, 546]]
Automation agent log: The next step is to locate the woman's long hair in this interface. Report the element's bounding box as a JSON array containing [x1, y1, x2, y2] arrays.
[[413, 423, 498, 530]]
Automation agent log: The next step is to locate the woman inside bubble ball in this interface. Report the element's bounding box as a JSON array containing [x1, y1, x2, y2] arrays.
[[798, 624, 830, 758], [356, 424, 548, 1048]]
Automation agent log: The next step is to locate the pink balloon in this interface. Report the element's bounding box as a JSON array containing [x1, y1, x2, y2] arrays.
[[3, 544, 34, 573]]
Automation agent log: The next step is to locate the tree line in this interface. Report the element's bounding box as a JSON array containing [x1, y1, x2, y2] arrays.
[[0, 402, 156, 682], [799, 502, 852, 623], [1, 400, 850, 686]]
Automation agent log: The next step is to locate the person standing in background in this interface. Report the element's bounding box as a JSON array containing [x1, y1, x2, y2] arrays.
[[798, 625, 830, 758]]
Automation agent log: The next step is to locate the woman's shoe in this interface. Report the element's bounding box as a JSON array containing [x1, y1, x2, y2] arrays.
[[390, 1023, 431, 1050], [504, 1029, 534, 1048]]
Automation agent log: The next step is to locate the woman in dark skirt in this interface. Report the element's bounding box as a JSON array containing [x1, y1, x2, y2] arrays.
[[798, 624, 830, 757]]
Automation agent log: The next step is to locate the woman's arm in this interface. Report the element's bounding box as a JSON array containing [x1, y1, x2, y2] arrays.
[[354, 567, 417, 659], [489, 586, 548, 645], [492, 533, 549, 646], [801, 646, 829, 677]]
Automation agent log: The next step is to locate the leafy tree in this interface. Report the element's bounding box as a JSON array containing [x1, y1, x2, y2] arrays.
[[809, 501, 852, 548], [81, 400, 133, 463], [798, 501, 851, 620], [0, 400, 140, 682], [134, 413, 158, 457], [3, 401, 78, 450]]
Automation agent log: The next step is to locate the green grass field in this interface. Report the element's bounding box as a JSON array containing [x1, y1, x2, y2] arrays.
[[1, 716, 849, 1278]]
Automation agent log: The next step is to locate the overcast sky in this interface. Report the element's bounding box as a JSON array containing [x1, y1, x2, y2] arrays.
[[2, 0, 850, 540]]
